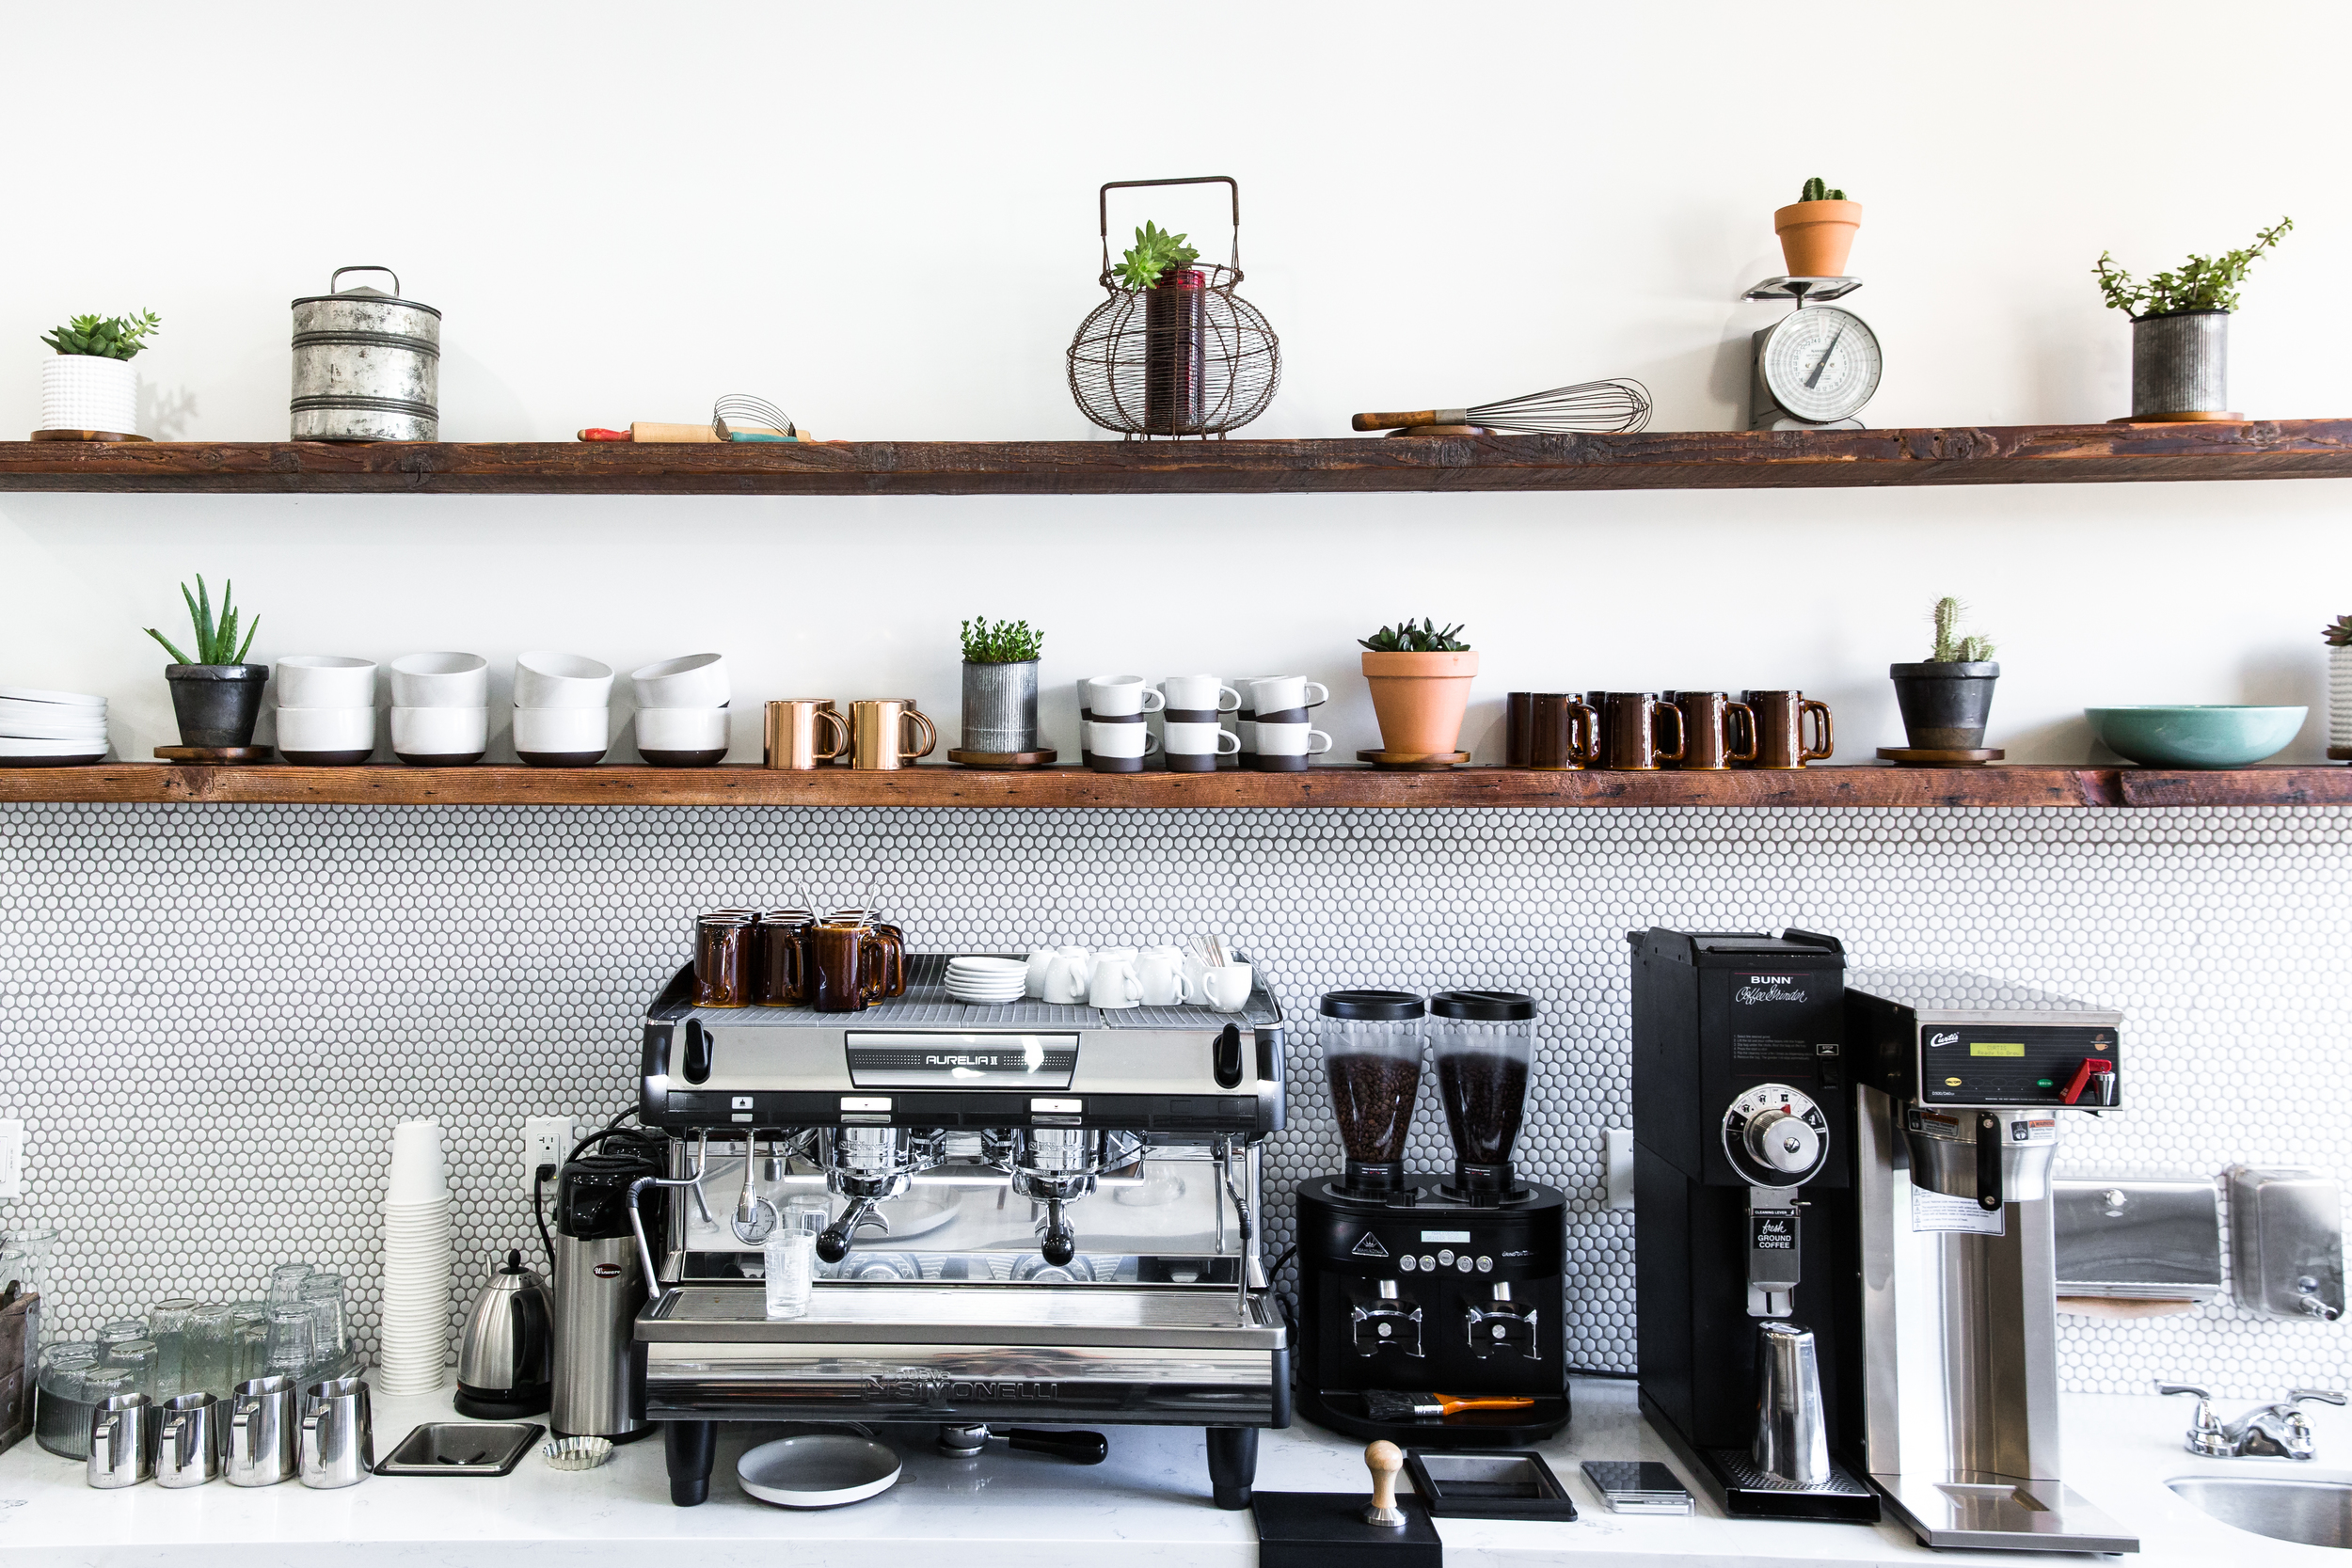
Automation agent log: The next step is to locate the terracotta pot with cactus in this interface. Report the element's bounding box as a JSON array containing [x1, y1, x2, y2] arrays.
[[1360, 619, 1478, 758], [1774, 177, 1861, 277]]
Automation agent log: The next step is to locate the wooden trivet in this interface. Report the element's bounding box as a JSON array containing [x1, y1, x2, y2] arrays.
[[2328, 745, 2351, 762], [947, 748, 1057, 768], [1358, 749, 1470, 770], [2104, 413, 2246, 423], [155, 745, 272, 763], [31, 429, 151, 442], [1878, 746, 2004, 767]]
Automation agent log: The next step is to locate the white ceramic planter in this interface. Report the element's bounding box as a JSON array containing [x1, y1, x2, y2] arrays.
[[2330, 645, 2352, 752], [40, 355, 138, 435]]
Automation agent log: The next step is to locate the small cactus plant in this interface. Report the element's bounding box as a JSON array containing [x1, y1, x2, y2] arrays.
[[145, 575, 259, 667], [41, 310, 161, 359], [1800, 177, 1849, 203], [1929, 596, 1994, 663], [1359, 618, 1470, 654], [2323, 615, 2352, 648]]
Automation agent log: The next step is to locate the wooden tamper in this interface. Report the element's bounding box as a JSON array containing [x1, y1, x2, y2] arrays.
[[1363, 1439, 1406, 1528]]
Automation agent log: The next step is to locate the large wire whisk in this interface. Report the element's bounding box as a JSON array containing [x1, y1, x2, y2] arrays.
[[711, 393, 797, 440], [1351, 378, 1653, 436]]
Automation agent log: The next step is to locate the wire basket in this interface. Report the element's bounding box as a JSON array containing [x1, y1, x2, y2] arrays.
[[1068, 177, 1280, 439]]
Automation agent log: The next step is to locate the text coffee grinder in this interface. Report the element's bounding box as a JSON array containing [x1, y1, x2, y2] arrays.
[[1629, 929, 1879, 1521], [1295, 990, 1569, 1444]]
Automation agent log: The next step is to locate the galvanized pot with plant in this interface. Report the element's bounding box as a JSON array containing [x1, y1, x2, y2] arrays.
[[146, 576, 267, 749], [1359, 619, 1478, 757], [2094, 217, 2292, 420], [959, 617, 1043, 755], [1888, 597, 1998, 751]]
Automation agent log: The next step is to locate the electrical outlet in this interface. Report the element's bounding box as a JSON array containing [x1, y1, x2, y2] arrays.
[[524, 1116, 574, 1195], [0, 1118, 22, 1200]]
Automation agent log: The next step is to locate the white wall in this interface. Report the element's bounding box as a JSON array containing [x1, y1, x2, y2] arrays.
[[4, 1, 2350, 762]]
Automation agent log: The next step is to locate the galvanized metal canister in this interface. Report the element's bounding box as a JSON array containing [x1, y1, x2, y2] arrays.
[[290, 266, 441, 440], [2131, 309, 2229, 417]]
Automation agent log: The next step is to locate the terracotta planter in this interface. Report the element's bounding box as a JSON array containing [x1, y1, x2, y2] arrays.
[[1773, 199, 1862, 277], [1362, 650, 1479, 755]]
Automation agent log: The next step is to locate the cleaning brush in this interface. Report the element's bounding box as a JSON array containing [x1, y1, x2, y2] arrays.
[[1351, 378, 1652, 435], [1361, 1390, 1537, 1421]]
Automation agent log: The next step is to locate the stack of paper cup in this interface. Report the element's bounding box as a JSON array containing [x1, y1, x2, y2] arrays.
[[378, 1118, 454, 1395]]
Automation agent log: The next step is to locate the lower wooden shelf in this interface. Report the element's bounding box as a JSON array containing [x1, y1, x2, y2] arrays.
[[0, 762, 2345, 808]]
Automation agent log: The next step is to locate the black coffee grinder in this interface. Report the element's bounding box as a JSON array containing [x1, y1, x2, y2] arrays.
[[1295, 990, 1568, 1445]]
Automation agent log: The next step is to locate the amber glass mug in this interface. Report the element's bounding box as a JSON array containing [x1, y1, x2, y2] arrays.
[[1744, 690, 1835, 769], [809, 920, 907, 1013]]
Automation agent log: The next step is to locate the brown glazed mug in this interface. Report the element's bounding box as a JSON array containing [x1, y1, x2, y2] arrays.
[[1506, 692, 1535, 768], [849, 700, 938, 770], [752, 908, 815, 1006], [1528, 693, 1601, 770], [808, 920, 898, 1012], [692, 911, 758, 1008], [1676, 691, 1758, 771], [764, 701, 848, 770], [1744, 690, 1834, 768], [1601, 692, 1685, 771]]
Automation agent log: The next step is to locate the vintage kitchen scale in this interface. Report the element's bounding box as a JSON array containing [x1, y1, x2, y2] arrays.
[[1743, 277, 1883, 431]]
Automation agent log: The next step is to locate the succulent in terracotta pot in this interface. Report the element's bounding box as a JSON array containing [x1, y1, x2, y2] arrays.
[[145, 575, 267, 750], [1888, 596, 1998, 751], [1775, 177, 1861, 277], [1359, 619, 1477, 758]]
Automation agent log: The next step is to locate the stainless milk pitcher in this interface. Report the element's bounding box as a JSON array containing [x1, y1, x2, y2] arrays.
[[290, 266, 441, 441], [87, 1393, 157, 1488], [1752, 1320, 1830, 1484], [298, 1376, 373, 1488], [157, 1391, 223, 1487], [228, 1374, 298, 1485]]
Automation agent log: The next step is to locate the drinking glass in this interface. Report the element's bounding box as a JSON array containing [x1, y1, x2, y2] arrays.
[[98, 1319, 149, 1354], [299, 1274, 347, 1375], [33, 1341, 99, 1459], [268, 1264, 314, 1310], [264, 1307, 313, 1379], [149, 1298, 198, 1399], [105, 1338, 159, 1399], [184, 1304, 235, 1398], [227, 1301, 271, 1386], [763, 1202, 826, 1320]]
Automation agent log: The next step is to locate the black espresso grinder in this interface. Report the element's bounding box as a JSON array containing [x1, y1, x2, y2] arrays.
[[1295, 990, 1568, 1445]]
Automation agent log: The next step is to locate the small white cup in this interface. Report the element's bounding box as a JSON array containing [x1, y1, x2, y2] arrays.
[[514, 706, 612, 759], [1201, 963, 1253, 1013], [1163, 721, 1240, 757], [389, 653, 489, 708], [387, 1119, 450, 1203], [1254, 722, 1333, 757], [1160, 674, 1240, 715], [1248, 676, 1328, 717], [389, 705, 488, 760], [1086, 721, 1161, 760], [276, 656, 377, 710], [636, 707, 730, 753], [1136, 948, 1192, 1006], [1044, 947, 1092, 1006], [514, 651, 614, 709], [1089, 952, 1142, 1009], [1084, 676, 1164, 718], [631, 654, 729, 709], [1025, 948, 1057, 1000], [275, 706, 376, 756]]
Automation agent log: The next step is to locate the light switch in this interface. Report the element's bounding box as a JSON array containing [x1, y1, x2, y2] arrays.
[[1606, 1128, 1635, 1211], [0, 1118, 23, 1200]]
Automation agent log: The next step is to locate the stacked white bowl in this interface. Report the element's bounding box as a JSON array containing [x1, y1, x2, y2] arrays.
[[378, 1118, 454, 1396], [389, 653, 488, 767], [513, 651, 613, 768], [945, 956, 1027, 1006], [632, 654, 730, 766], [0, 685, 107, 765], [273, 656, 377, 766]]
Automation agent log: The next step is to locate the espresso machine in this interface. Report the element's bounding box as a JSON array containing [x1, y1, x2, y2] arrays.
[[1844, 969, 2137, 1554], [1629, 928, 1879, 1521], [629, 953, 1290, 1507], [1295, 990, 1569, 1445]]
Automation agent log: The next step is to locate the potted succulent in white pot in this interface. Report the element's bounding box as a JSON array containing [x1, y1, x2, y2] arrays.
[[1889, 597, 1998, 751], [145, 575, 267, 751], [960, 616, 1043, 756], [2094, 218, 2291, 420], [1360, 619, 1478, 757], [38, 310, 160, 438]]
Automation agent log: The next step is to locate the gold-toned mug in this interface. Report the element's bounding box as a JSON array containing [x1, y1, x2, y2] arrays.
[[849, 700, 938, 770], [764, 700, 849, 770]]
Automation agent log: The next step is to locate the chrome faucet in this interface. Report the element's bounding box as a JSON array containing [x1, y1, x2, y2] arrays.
[[2160, 1384, 2347, 1460]]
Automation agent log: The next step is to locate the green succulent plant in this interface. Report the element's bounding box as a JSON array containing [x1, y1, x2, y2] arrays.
[[1359, 618, 1470, 654], [2094, 217, 2293, 318], [2322, 614, 2352, 649], [1114, 221, 1201, 292], [1929, 596, 1994, 663], [145, 575, 259, 667], [41, 310, 161, 359], [1800, 177, 1848, 202], [961, 616, 1043, 664]]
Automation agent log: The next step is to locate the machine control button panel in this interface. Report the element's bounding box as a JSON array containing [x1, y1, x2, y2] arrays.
[[1915, 1023, 2120, 1107], [1721, 1083, 1831, 1188]]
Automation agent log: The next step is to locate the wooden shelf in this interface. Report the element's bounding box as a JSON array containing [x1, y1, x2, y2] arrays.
[[4, 420, 2351, 496], [3, 762, 2346, 809]]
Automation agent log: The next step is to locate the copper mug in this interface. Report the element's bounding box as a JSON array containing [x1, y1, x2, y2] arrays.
[[1528, 693, 1600, 769], [849, 700, 938, 770], [808, 919, 902, 1012], [1601, 692, 1684, 771], [764, 701, 848, 770], [1743, 690, 1834, 768], [1676, 691, 1758, 771]]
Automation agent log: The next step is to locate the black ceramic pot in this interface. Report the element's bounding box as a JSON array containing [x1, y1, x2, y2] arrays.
[[165, 663, 270, 749], [1888, 660, 2000, 750]]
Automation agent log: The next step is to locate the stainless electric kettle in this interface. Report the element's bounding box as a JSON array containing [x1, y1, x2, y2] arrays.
[[453, 1249, 552, 1419]]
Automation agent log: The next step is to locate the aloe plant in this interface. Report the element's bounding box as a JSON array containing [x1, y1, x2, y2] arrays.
[[961, 616, 1043, 664], [1800, 177, 1848, 202], [146, 575, 259, 666], [1929, 596, 1994, 663], [1359, 618, 1470, 654], [41, 310, 161, 359]]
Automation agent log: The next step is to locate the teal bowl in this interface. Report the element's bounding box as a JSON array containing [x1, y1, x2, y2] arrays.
[[2084, 705, 2308, 768]]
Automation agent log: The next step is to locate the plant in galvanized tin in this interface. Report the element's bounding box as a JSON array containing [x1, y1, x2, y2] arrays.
[[1114, 221, 1201, 292], [960, 617, 1043, 664], [41, 310, 161, 359], [1928, 596, 1995, 663], [146, 575, 259, 666], [1799, 177, 1848, 202], [1359, 619, 1471, 654], [2093, 218, 2294, 318], [2323, 614, 2352, 648]]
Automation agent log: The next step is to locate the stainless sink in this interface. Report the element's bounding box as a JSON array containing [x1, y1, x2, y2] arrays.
[[2169, 1475, 2352, 1549]]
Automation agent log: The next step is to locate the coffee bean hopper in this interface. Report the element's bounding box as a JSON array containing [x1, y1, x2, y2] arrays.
[[1295, 990, 1568, 1446]]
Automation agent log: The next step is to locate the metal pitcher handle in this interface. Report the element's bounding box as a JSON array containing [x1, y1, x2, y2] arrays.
[[232, 1395, 257, 1461], [162, 1410, 191, 1470], [329, 265, 401, 297], [92, 1409, 120, 1467], [302, 1400, 329, 1467], [1097, 176, 1243, 285]]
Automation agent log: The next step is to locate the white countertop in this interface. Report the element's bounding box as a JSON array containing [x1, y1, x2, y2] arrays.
[[5, 1376, 2347, 1566]]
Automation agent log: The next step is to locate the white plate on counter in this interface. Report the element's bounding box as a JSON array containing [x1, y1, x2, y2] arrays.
[[737, 1433, 900, 1509]]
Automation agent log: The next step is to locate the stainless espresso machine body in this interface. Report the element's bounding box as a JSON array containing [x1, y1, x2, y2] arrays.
[[1844, 970, 2137, 1555], [632, 955, 1290, 1508]]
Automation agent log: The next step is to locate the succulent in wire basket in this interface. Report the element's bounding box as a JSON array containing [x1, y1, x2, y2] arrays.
[[1114, 222, 1201, 292], [146, 575, 259, 666]]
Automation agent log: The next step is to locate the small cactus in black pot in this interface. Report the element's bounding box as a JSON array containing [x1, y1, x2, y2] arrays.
[[1889, 596, 2000, 753]]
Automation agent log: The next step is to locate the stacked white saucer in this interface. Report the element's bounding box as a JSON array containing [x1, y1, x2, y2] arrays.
[[378, 1118, 454, 1396], [945, 957, 1027, 1006], [0, 686, 107, 765]]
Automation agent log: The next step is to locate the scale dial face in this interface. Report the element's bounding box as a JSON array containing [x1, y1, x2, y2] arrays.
[[1760, 306, 1883, 423]]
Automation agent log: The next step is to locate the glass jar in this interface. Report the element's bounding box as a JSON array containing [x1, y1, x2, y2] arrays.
[[1317, 990, 1427, 1196], [1429, 990, 1538, 1200]]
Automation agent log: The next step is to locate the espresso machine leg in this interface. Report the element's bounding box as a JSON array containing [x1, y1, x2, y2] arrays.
[[1205, 1426, 1258, 1509], [664, 1419, 716, 1506]]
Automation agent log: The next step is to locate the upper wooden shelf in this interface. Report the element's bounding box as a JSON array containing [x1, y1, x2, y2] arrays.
[[4, 420, 2350, 496], [3, 763, 2346, 809]]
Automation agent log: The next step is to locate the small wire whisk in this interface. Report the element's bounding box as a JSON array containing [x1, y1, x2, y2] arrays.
[[711, 393, 797, 440], [1351, 378, 1653, 436]]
